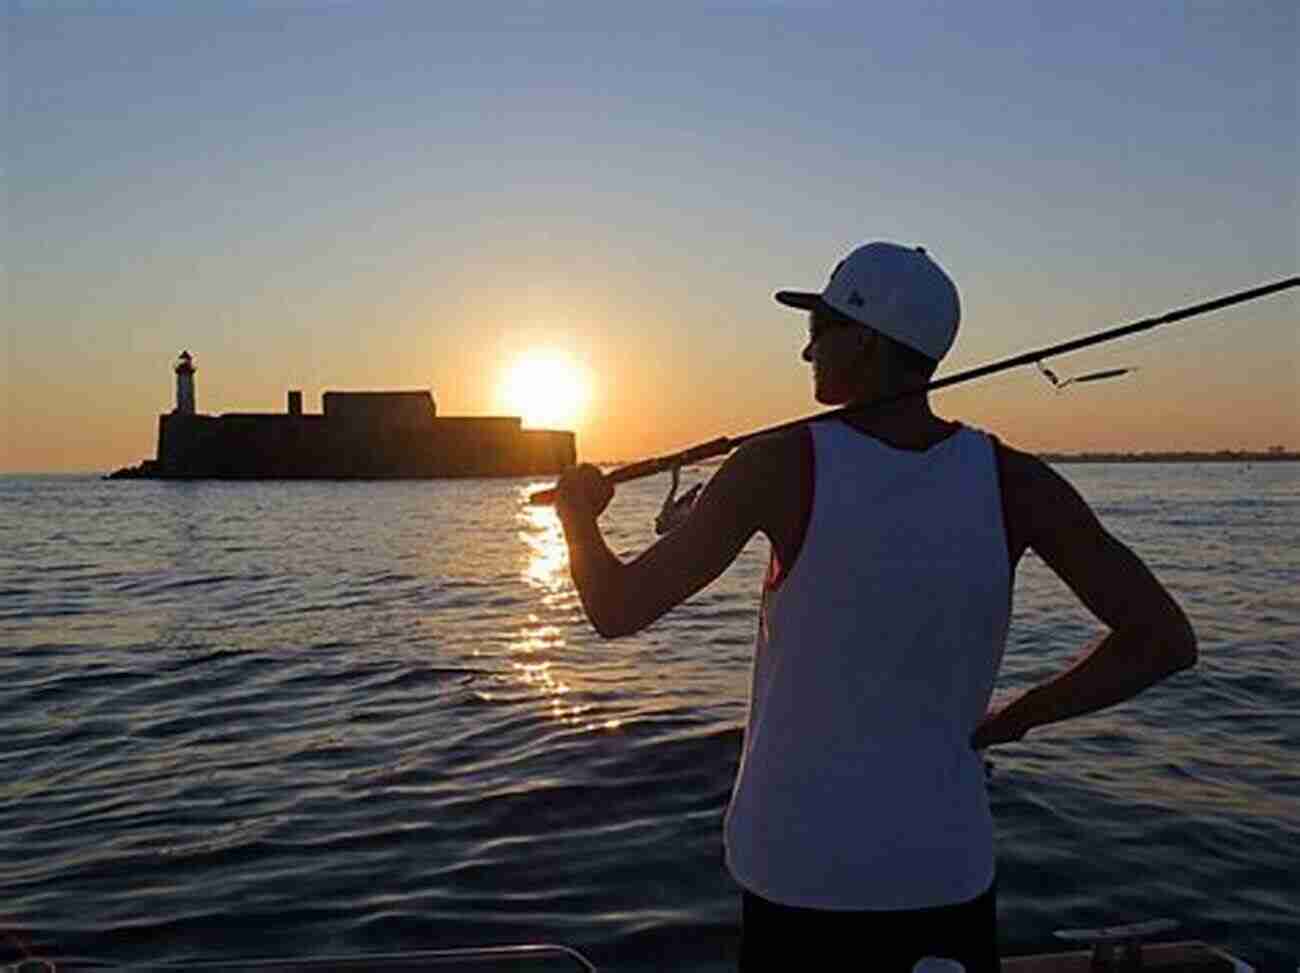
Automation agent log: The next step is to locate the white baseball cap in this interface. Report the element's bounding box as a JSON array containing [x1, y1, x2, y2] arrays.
[[775, 241, 961, 361]]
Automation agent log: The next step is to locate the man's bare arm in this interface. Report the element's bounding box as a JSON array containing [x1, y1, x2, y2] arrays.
[[556, 440, 773, 638], [973, 448, 1197, 747]]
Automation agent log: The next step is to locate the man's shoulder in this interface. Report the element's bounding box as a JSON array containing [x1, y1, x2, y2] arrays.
[[993, 437, 1052, 489], [992, 437, 1099, 538], [729, 425, 812, 477], [714, 426, 812, 538]]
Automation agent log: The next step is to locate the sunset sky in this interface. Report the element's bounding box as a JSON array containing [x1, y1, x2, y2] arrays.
[[6, 1, 1297, 473]]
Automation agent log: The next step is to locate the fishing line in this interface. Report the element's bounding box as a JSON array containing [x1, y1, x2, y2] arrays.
[[1036, 362, 1138, 392], [529, 277, 1298, 506], [1028, 318, 1239, 397]]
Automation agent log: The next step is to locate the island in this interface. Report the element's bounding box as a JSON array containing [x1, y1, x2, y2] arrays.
[[108, 352, 576, 479]]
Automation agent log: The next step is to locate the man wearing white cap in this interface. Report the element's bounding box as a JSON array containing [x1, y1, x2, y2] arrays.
[[554, 242, 1196, 971]]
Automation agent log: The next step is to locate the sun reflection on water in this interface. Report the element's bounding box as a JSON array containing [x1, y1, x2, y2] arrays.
[[508, 486, 620, 733], [518, 493, 568, 592]]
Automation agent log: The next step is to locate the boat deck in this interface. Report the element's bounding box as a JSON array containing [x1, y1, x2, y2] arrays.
[[1002, 940, 1250, 972]]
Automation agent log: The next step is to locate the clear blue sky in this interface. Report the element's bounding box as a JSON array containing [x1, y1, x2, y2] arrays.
[[6, 0, 1297, 470]]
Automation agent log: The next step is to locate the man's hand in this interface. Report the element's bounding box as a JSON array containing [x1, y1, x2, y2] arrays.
[[985, 446, 1197, 738], [555, 464, 614, 524], [550, 438, 775, 639], [970, 701, 1030, 750]]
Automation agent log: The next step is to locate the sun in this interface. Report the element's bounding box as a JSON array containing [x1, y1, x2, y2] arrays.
[[500, 351, 590, 430]]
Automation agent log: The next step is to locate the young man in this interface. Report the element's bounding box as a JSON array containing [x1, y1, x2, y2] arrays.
[[553, 242, 1197, 972]]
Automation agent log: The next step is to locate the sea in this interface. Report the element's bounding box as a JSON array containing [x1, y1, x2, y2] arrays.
[[3, 463, 1297, 971]]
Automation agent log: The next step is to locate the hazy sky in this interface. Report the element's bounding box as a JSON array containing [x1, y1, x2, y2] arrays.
[[6, 0, 1297, 472]]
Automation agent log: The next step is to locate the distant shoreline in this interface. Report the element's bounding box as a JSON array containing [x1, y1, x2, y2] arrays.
[[1040, 451, 1298, 464]]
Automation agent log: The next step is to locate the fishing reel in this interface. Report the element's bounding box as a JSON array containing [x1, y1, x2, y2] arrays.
[[4, 960, 55, 973], [654, 463, 702, 536]]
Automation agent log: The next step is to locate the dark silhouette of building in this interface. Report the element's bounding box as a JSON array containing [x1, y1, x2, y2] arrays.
[[109, 353, 575, 479]]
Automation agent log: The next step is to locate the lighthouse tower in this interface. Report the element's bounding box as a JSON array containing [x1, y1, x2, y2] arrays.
[[174, 350, 196, 415]]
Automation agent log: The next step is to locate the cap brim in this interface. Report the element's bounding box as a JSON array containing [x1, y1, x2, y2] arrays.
[[774, 290, 821, 310]]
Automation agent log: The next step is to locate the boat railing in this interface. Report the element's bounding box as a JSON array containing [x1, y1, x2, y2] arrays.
[[38, 943, 598, 973]]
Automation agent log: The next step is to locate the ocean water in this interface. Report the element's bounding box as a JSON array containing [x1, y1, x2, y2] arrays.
[[3, 463, 1297, 971]]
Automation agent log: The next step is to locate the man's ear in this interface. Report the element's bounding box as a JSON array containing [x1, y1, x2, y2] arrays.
[[856, 328, 885, 384]]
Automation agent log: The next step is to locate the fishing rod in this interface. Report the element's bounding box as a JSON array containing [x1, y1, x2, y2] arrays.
[[529, 276, 1298, 506]]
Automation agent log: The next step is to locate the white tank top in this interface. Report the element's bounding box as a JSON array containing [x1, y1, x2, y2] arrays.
[[724, 420, 1012, 910]]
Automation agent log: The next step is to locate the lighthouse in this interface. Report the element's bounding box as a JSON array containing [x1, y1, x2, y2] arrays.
[[174, 350, 196, 415]]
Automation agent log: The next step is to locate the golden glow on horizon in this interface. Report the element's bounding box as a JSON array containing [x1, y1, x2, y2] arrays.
[[499, 351, 590, 430]]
